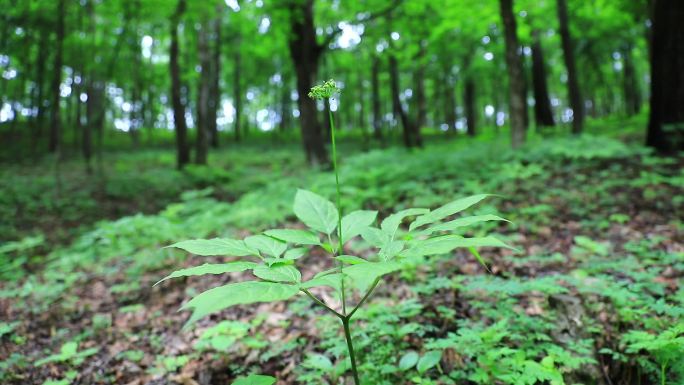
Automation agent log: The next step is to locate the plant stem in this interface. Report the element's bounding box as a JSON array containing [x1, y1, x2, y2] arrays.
[[661, 362, 666, 385], [329, 101, 347, 316], [348, 278, 381, 319], [342, 317, 361, 385], [301, 289, 343, 319]]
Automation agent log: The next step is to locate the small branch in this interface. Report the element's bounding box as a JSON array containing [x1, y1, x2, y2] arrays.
[[347, 277, 381, 319], [301, 289, 344, 319]]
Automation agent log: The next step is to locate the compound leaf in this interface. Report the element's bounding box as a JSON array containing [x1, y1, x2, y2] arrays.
[[155, 262, 258, 286], [169, 238, 258, 257], [181, 282, 299, 327]]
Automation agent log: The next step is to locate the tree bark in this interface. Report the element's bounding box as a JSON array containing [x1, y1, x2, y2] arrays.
[[287, 0, 328, 165], [32, 29, 49, 154], [414, 43, 427, 131], [622, 43, 641, 116], [443, 64, 457, 133], [464, 78, 476, 136], [531, 29, 555, 127], [48, 0, 66, 154], [279, 71, 291, 132], [209, 6, 221, 148], [195, 18, 211, 165], [646, 0, 684, 153], [371, 55, 383, 142], [169, 0, 190, 169], [389, 54, 419, 148], [500, 0, 527, 148], [556, 0, 584, 134], [233, 48, 242, 142]]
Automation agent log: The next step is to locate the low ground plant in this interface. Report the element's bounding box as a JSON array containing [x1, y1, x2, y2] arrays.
[[158, 80, 514, 384]]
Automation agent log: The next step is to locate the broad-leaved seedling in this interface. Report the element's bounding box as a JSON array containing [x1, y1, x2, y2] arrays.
[[158, 79, 514, 385]]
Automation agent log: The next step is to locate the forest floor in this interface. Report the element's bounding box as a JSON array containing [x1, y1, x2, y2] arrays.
[[1, 123, 683, 385]]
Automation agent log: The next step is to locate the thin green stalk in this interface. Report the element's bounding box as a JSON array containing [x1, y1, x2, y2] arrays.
[[301, 289, 343, 319], [342, 317, 361, 385], [348, 278, 381, 319], [329, 102, 347, 316], [661, 362, 667, 385]]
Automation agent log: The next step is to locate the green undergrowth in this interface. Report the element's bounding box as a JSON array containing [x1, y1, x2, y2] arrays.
[[1, 131, 683, 384]]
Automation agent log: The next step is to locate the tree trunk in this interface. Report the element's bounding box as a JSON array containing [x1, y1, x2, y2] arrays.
[[287, 0, 328, 165], [443, 65, 457, 133], [389, 54, 418, 148], [209, 7, 221, 148], [464, 78, 476, 136], [170, 0, 190, 169], [195, 18, 211, 165], [371, 55, 383, 142], [531, 29, 555, 127], [48, 0, 66, 154], [32, 29, 49, 154], [500, 0, 527, 148], [414, 43, 427, 131], [556, 0, 584, 134], [233, 48, 242, 142], [279, 71, 291, 132], [646, 0, 684, 153], [622, 43, 641, 116]]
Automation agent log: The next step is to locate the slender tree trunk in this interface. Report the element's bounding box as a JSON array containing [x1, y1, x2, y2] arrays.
[[414, 43, 427, 131], [389, 54, 417, 148], [371, 55, 383, 142], [357, 69, 369, 148], [646, 0, 684, 153], [531, 29, 555, 127], [195, 19, 211, 165], [442, 61, 457, 133], [464, 78, 476, 136], [622, 43, 641, 116], [49, 0, 66, 154], [556, 0, 584, 134], [287, 0, 328, 165], [32, 29, 49, 154], [170, 0, 190, 169], [209, 7, 221, 148], [279, 71, 291, 132], [233, 48, 242, 142], [500, 0, 527, 148]]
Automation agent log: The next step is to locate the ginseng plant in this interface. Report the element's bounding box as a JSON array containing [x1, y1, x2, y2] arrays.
[[157, 79, 514, 385]]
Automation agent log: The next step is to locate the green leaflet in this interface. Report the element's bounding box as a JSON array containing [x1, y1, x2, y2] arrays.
[[381, 208, 429, 239], [284, 247, 307, 260], [293, 189, 338, 235], [409, 194, 491, 231], [341, 210, 378, 244], [253, 264, 302, 283], [379, 240, 405, 261], [399, 351, 419, 371], [402, 235, 516, 258], [300, 273, 343, 291], [419, 214, 510, 236], [263, 229, 320, 245], [231, 374, 276, 385], [168, 238, 258, 257], [244, 235, 287, 258], [181, 281, 299, 327], [345, 261, 401, 292], [416, 350, 442, 373], [335, 255, 368, 264], [360, 226, 389, 248], [154, 262, 258, 286]]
